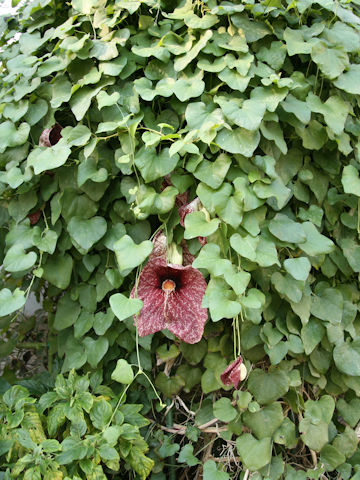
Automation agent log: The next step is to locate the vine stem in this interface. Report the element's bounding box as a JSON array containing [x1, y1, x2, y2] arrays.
[[166, 398, 177, 480], [140, 370, 166, 408], [133, 260, 165, 408], [107, 368, 165, 431], [233, 318, 237, 359], [106, 375, 137, 428], [135, 320, 142, 372]]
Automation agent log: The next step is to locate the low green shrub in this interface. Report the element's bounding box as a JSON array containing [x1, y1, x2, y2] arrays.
[[0, 370, 153, 479]]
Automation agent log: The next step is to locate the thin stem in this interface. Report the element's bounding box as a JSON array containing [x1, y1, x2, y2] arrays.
[[88, 15, 96, 40], [25, 251, 43, 301], [106, 375, 138, 428], [96, 133, 119, 141], [166, 399, 177, 480], [133, 267, 142, 372], [135, 322, 142, 372], [232, 319, 237, 359], [141, 370, 166, 408], [314, 66, 319, 93], [195, 436, 217, 456], [42, 210, 49, 231], [236, 313, 241, 357]]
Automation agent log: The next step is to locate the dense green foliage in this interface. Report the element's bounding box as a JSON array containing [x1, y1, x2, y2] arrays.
[[0, 0, 360, 478], [0, 370, 153, 479]]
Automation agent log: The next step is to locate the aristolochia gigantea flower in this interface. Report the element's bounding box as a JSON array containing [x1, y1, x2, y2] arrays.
[[131, 233, 208, 344], [39, 124, 62, 147], [220, 356, 247, 389]]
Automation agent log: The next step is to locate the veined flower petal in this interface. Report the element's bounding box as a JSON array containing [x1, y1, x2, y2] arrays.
[[165, 264, 208, 344], [130, 259, 167, 336], [131, 255, 208, 343]]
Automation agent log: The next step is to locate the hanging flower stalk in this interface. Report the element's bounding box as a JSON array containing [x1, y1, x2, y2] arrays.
[[131, 232, 208, 344]]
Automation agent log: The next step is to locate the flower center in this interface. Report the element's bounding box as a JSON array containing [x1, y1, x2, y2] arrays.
[[162, 279, 176, 293]]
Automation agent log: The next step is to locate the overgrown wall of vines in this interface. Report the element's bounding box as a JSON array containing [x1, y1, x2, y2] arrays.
[[1, 0, 360, 479]]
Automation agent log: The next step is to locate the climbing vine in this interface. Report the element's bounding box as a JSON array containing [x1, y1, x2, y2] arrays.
[[1, 0, 360, 479]]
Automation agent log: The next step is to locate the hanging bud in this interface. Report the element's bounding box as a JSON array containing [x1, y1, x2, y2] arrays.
[[220, 356, 247, 389], [28, 210, 41, 225]]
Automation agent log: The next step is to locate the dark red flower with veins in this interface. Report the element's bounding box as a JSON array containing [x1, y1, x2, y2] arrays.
[[131, 233, 208, 344], [39, 124, 62, 147], [220, 356, 247, 390]]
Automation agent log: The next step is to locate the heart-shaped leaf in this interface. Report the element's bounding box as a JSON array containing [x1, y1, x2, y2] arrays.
[[333, 339, 360, 376], [114, 235, 153, 274], [284, 257, 311, 281], [3, 244, 37, 273], [0, 288, 26, 317], [236, 434, 272, 471], [0, 121, 30, 153], [32, 228, 58, 254], [184, 211, 220, 239], [134, 147, 179, 183], [27, 141, 71, 174], [61, 125, 91, 146], [83, 336, 109, 369], [216, 126, 260, 156], [68, 216, 107, 252], [109, 293, 143, 321], [111, 359, 134, 384], [203, 460, 230, 480], [230, 233, 259, 261]]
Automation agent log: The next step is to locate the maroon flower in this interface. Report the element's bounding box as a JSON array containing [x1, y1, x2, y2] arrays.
[[220, 356, 247, 389], [28, 210, 41, 225], [131, 234, 208, 344], [39, 124, 62, 147]]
